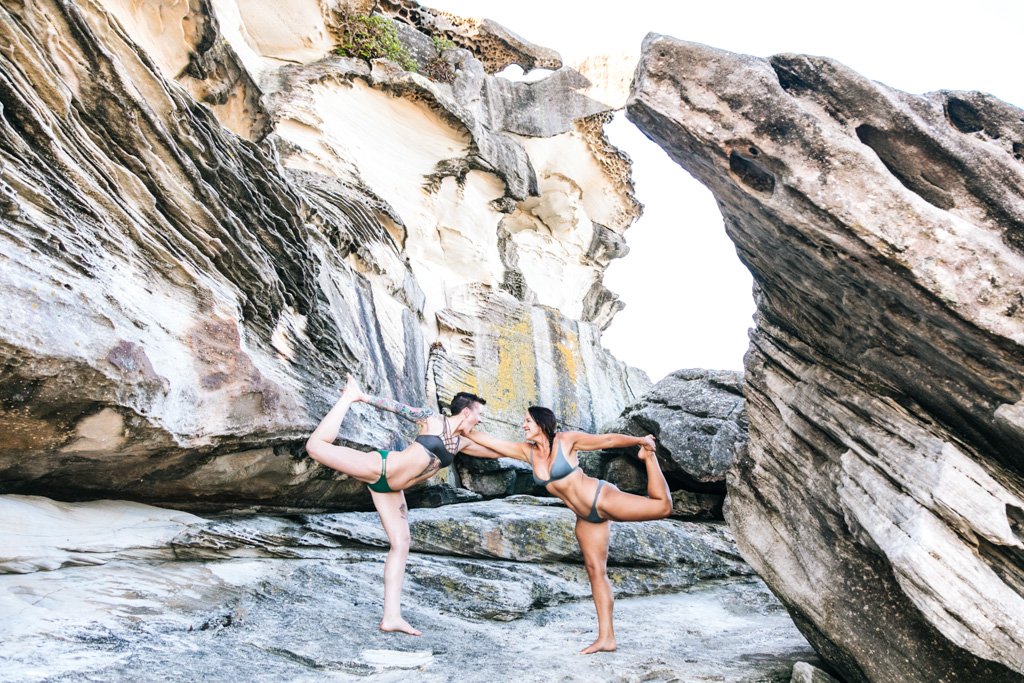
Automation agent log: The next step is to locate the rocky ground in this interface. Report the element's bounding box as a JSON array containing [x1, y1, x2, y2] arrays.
[[1, 495, 820, 682]]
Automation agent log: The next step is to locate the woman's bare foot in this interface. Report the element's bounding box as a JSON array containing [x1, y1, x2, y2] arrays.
[[579, 637, 617, 654], [379, 617, 422, 636], [637, 445, 655, 462]]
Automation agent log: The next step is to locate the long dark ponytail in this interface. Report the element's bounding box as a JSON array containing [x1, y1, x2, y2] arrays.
[[527, 406, 557, 446]]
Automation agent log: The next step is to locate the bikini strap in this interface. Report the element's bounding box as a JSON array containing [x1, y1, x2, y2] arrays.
[[527, 442, 535, 466]]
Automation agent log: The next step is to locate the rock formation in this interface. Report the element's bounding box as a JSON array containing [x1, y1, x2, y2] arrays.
[[565, 368, 746, 521], [0, 0, 646, 508], [604, 368, 745, 488], [628, 34, 1024, 683]]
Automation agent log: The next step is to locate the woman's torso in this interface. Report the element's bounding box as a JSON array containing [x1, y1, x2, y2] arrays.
[[386, 415, 459, 490], [529, 436, 604, 518]]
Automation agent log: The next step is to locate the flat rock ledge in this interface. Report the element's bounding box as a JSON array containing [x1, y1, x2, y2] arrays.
[[1, 494, 820, 681]]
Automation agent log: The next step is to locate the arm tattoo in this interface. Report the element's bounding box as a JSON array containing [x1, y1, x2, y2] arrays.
[[362, 394, 435, 422]]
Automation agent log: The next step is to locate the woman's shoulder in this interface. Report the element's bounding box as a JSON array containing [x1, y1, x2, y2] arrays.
[[554, 430, 584, 443], [417, 414, 446, 434]]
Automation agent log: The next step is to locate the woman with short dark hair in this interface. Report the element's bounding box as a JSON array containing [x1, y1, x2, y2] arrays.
[[305, 376, 498, 636], [468, 405, 671, 654]]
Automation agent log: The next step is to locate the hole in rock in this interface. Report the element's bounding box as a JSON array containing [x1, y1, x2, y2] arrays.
[[946, 97, 984, 134], [977, 534, 1024, 599], [1013, 142, 1024, 162], [855, 124, 956, 211], [729, 151, 775, 194], [1009, 504, 1024, 541]]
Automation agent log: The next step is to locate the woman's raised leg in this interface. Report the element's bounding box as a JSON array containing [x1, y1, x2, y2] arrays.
[[372, 489, 421, 636], [575, 517, 615, 654], [597, 447, 673, 522], [305, 375, 380, 482]]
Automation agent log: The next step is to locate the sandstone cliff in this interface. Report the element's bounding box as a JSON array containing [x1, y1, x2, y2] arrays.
[[628, 34, 1024, 683], [0, 0, 647, 508]]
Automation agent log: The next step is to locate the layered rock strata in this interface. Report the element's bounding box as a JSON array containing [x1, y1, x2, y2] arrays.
[[628, 34, 1024, 682], [0, 0, 644, 507]]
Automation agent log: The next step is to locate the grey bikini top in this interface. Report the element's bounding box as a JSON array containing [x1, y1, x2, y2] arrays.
[[528, 439, 578, 486]]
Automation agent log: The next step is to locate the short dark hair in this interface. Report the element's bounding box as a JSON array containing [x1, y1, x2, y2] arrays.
[[450, 392, 486, 415]]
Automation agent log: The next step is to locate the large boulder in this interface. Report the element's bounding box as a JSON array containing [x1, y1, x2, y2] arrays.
[[0, 0, 645, 509], [628, 34, 1024, 682], [607, 368, 745, 488]]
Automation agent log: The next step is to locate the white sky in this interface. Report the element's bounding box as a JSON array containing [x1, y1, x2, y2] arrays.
[[429, 0, 1024, 382]]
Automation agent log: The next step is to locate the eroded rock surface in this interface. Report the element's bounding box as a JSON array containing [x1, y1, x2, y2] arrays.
[[606, 368, 746, 489], [628, 34, 1024, 683], [0, 0, 644, 508]]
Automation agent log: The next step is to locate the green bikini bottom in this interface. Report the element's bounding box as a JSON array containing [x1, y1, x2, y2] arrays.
[[367, 449, 392, 493]]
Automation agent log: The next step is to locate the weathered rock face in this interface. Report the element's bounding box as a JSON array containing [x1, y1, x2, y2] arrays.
[[0, 0, 646, 508], [454, 453, 543, 498], [628, 34, 1024, 683], [1, 494, 821, 681]]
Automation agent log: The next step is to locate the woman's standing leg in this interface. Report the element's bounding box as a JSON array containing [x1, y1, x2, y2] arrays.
[[575, 517, 616, 654], [371, 489, 421, 636]]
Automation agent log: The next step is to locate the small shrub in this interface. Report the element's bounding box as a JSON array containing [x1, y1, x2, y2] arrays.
[[335, 11, 417, 72], [431, 36, 457, 53]]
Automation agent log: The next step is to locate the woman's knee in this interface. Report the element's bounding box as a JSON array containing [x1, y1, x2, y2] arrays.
[[654, 496, 673, 519], [389, 531, 412, 553], [583, 556, 607, 577]]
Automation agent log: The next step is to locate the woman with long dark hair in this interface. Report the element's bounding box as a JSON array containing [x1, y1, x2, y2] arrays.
[[305, 375, 501, 636], [468, 406, 671, 653]]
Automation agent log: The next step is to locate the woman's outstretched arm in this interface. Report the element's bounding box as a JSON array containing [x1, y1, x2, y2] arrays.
[[456, 435, 507, 460], [563, 431, 656, 453], [360, 393, 435, 422], [465, 429, 530, 462]]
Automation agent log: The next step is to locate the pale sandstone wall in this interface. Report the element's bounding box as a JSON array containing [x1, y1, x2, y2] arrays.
[[0, 0, 647, 509]]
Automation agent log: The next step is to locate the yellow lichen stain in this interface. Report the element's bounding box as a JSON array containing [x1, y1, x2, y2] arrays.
[[555, 331, 579, 382], [489, 315, 536, 413], [555, 327, 581, 424], [459, 371, 480, 396]]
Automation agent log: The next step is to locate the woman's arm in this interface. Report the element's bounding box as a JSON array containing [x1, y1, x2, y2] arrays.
[[562, 431, 656, 453], [360, 393, 435, 423], [465, 429, 530, 462], [456, 435, 508, 460]]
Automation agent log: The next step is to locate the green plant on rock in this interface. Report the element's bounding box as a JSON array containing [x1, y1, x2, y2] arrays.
[[334, 11, 417, 72], [431, 36, 457, 52]]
